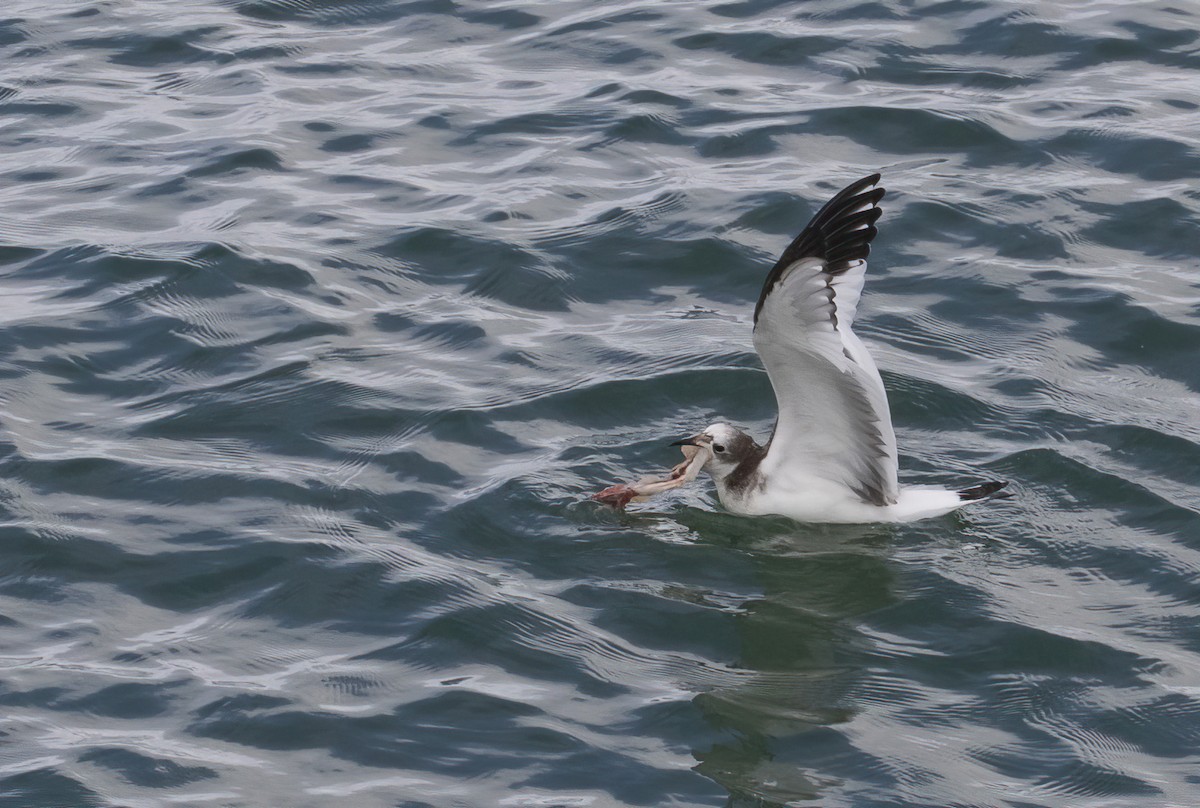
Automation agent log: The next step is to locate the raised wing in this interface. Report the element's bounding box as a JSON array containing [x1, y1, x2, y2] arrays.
[[752, 174, 898, 506]]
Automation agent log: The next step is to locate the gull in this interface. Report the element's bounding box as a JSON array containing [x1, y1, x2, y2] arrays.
[[673, 174, 1008, 523]]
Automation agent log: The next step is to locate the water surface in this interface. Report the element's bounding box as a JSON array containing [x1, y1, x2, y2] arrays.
[[2, 1, 1200, 806]]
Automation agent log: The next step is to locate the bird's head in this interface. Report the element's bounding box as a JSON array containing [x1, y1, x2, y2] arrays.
[[672, 422, 760, 484]]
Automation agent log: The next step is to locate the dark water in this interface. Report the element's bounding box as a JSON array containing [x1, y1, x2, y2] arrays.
[[2, 1, 1200, 806]]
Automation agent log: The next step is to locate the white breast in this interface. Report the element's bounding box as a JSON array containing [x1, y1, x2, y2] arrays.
[[717, 474, 966, 524]]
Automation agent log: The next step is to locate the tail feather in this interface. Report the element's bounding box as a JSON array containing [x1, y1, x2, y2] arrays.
[[958, 480, 1011, 502]]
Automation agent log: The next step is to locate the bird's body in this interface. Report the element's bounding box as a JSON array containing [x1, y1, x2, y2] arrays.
[[674, 174, 1008, 524]]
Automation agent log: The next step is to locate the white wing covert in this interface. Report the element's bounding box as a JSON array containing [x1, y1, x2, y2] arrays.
[[752, 174, 899, 506]]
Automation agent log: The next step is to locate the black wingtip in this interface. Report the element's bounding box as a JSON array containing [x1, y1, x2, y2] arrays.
[[957, 480, 1011, 502], [753, 173, 886, 324]]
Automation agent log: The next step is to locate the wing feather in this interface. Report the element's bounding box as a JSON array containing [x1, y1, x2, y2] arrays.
[[752, 175, 898, 506]]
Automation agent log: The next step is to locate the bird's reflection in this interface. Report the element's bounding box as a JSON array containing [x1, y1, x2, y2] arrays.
[[673, 510, 900, 806]]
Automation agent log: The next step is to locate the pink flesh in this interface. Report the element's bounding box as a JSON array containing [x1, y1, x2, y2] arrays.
[[592, 444, 711, 509]]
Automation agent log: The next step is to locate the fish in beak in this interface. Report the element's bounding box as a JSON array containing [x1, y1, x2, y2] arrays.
[[592, 436, 713, 509]]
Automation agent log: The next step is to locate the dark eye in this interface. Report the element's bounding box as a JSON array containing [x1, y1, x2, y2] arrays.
[[713, 444, 726, 453]]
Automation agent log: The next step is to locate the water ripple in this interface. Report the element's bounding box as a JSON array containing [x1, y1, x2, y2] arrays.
[[3, 0, 1200, 806]]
